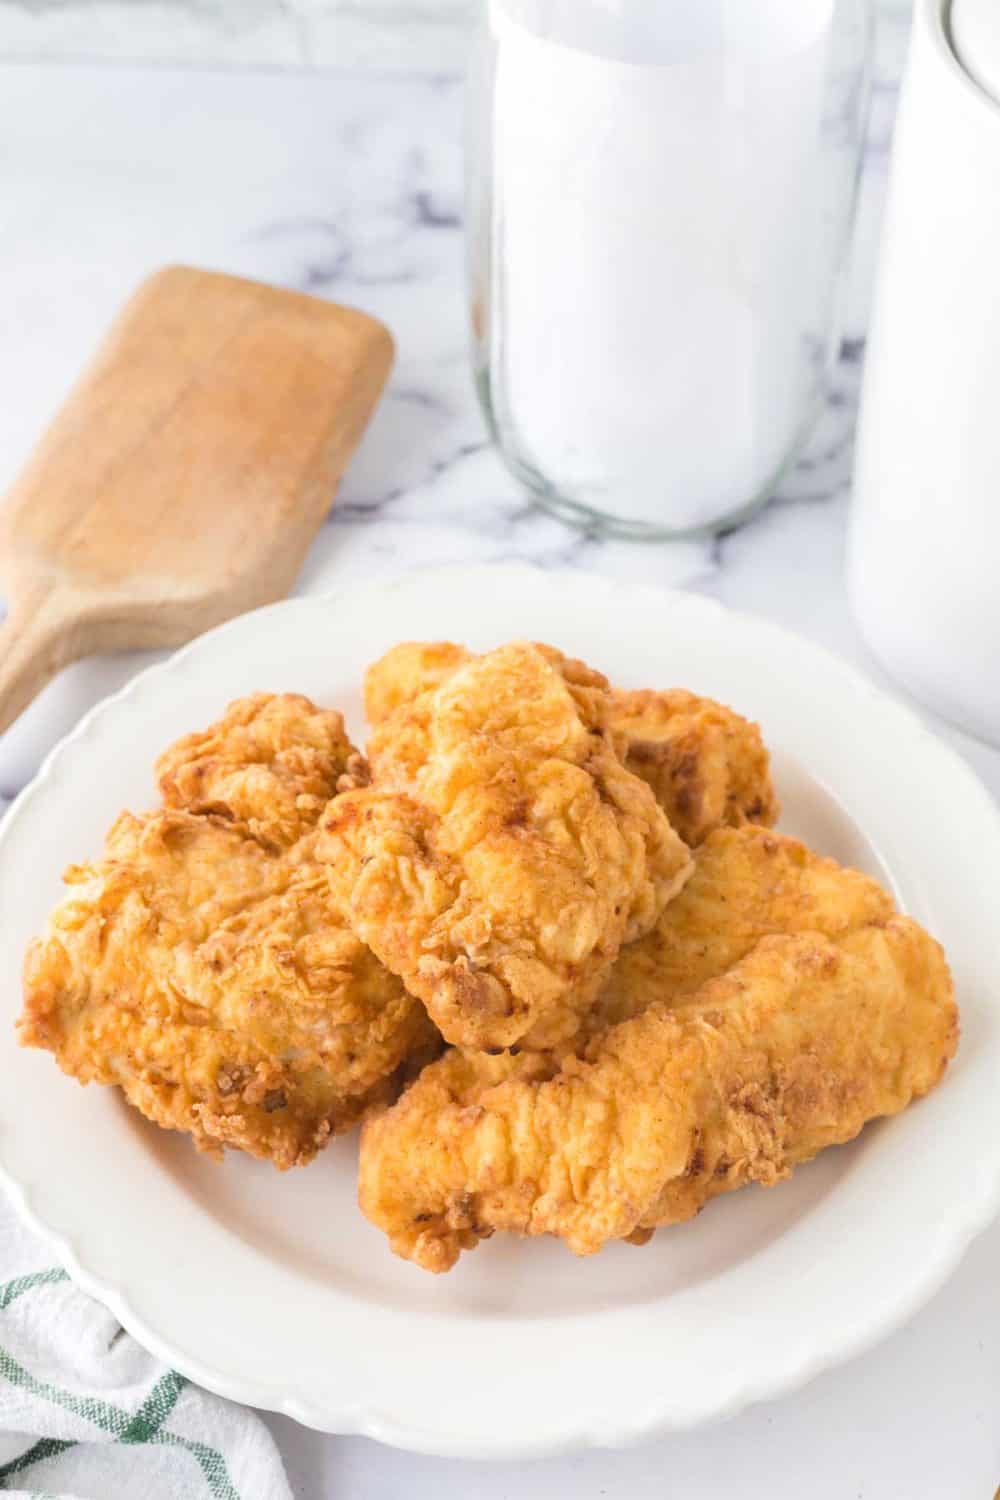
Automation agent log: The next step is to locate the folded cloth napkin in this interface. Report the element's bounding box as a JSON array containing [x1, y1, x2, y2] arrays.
[[0, 1194, 292, 1500]]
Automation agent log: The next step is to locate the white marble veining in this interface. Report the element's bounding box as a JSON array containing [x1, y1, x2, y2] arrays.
[[0, 0, 474, 69], [1, 21, 999, 1500], [0, 0, 909, 72]]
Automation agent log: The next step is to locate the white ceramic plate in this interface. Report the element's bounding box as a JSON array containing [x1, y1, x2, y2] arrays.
[[1, 565, 998, 1460]]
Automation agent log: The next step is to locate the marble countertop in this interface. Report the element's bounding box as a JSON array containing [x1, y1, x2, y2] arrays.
[[0, 0, 474, 71], [1, 14, 998, 1497], [0, 0, 915, 73]]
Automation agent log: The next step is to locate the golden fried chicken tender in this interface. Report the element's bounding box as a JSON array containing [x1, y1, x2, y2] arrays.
[[157, 691, 369, 851], [359, 918, 957, 1270], [365, 642, 470, 735], [20, 811, 435, 1167], [364, 643, 473, 787], [609, 688, 778, 845], [364, 642, 777, 844], [586, 824, 895, 1035], [321, 642, 692, 1050]]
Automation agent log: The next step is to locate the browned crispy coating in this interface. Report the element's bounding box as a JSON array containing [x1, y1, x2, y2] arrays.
[[365, 642, 470, 743], [20, 695, 437, 1169], [608, 688, 778, 845], [20, 812, 435, 1167], [585, 824, 895, 1036], [364, 643, 777, 845], [157, 691, 369, 851], [359, 917, 957, 1270], [321, 642, 693, 1050]]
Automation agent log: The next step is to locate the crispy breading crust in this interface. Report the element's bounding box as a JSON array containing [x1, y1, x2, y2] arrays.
[[585, 824, 895, 1036], [359, 918, 957, 1270], [365, 642, 470, 739], [322, 642, 692, 1049], [608, 688, 778, 845], [365, 643, 475, 788], [20, 695, 438, 1169], [364, 643, 777, 845], [157, 692, 369, 851]]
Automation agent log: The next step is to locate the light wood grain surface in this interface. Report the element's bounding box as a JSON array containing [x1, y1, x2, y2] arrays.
[[0, 264, 394, 733]]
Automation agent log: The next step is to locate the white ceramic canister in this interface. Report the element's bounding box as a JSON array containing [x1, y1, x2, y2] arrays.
[[850, 0, 1000, 745]]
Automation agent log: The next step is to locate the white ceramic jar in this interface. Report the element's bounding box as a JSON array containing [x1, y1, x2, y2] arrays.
[[850, 0, 1000, 745]]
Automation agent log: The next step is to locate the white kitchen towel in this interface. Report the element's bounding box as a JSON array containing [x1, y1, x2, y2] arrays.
[[0, 1196, 292, 1500]]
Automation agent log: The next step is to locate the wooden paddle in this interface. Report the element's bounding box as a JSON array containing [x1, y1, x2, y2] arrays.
[[0, 265, 394, 735]]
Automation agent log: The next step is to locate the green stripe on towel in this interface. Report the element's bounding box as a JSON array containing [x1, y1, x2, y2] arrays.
[[0, 1271, 240, 1498]]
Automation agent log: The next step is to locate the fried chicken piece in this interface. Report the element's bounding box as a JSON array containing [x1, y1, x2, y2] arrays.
[[364, 641, 475, 786], [364, 642, 777, 844], [20, 809, 436, 1170], [365, 642, 470, 732], [359, 918, 957, 1270], [157, 692, 369, 851], [608, 688, 778, 845], [585, 824, 895, 1036], [321, 642, 692, 1050]]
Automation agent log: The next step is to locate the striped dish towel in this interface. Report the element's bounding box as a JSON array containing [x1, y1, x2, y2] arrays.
[[0, 1195, 292, 1500]]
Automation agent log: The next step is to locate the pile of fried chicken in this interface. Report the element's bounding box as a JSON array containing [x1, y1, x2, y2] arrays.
[[19, 641, 959, 1272]]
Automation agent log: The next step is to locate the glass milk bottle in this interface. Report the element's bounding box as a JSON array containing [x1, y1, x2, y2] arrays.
[[468, 0, 872, 538]]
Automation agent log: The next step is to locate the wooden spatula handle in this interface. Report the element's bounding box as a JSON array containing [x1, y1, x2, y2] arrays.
[[0, 587, 79, 737]]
